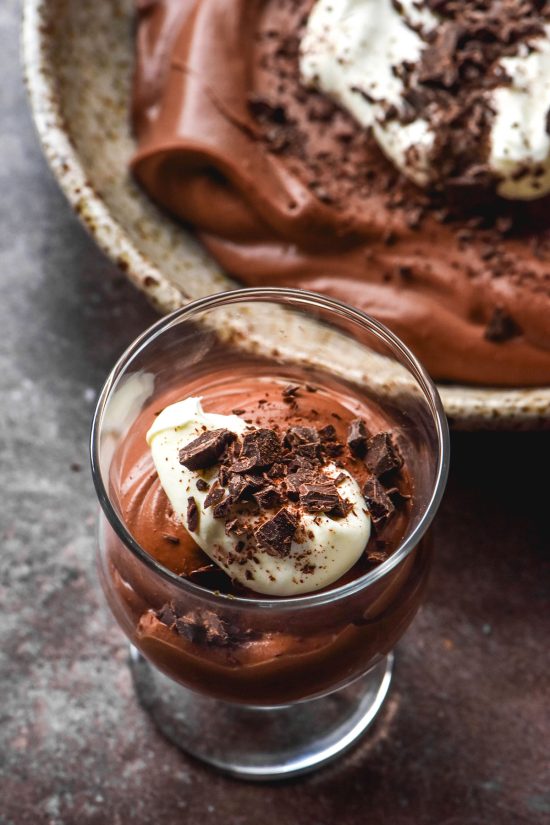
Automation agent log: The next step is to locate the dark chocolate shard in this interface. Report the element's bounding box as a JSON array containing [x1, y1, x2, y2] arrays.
[[242, 473, 267, 491], [299, 481, 341, 514], [227, 474, 250, 501], [231, 428, 281, 472], [253, 485, 283, 510], [196, 478, 209, 492], [281, 383, 300, 399], [254, 508, 297, 557], [484, 307, 522, 343], [156, 602, 177, 628], [175, 610, 231, 647], [284, 426, 320, 458], [203, 481, 224, 509], [212, 496, 233, 520], [266, 462, 286, 480], [363, 477, 395, 524], [225, 518, 246, 536], [186, 497, 199, 532], [286, 468, 318, 498], [347, 418, 370, 457], [365, 432, 403, 477], [178, 428, 235, 470], [318, 424, 337, 442]]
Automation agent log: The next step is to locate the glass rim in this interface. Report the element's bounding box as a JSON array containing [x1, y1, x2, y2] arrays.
[[90, 287, 450, 611]]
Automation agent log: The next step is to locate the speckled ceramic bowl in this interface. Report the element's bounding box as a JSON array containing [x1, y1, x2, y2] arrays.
[[22, 0, 550, 429]]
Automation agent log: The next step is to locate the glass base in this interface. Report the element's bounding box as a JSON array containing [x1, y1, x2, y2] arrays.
[[129, 646, 394, 781]]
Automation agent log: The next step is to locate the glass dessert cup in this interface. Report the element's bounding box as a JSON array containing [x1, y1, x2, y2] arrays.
[[91, 288, 449, 780]]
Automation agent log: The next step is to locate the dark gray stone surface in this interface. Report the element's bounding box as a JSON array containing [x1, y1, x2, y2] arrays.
[[1, 2, 549, 823]]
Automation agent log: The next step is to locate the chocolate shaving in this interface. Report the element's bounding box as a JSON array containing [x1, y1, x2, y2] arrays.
[[363, 477, 395, 524], [365, 432, 403, 477], [179, 428, 235, 470], [484, 306, 522, 342], [347, 418, 370, 457], [254, 508, 297, 557]]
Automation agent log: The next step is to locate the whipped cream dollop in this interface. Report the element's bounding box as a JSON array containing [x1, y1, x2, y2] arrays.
[[146, 397, 371, 597], [300, 0, 550, 200]]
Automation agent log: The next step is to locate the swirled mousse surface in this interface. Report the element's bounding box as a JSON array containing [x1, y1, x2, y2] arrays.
[[131, 0, 550, 386], [110, 378, 412, 596]]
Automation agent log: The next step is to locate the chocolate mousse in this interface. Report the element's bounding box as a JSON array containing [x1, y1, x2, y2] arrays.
[[130, 0, 550, 386], [102, 375, 431, 704]]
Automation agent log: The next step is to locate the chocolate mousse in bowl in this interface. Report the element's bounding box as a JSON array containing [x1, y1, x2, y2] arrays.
[[131, 0, 550, 387], [91, 288, 449, 779]]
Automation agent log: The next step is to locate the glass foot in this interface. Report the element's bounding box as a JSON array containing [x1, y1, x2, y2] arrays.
[[129, 647, 394, 781]]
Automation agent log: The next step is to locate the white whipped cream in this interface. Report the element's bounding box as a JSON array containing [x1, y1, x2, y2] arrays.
[[300, 0, 550, 200], [146, 397, 370, 596]]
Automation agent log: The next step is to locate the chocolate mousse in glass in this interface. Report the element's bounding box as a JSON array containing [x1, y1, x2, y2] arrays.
[[91, 288, 449, 779]]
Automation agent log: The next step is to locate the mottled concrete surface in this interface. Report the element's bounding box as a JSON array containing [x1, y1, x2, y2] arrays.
[[1, 2, 549, 823]]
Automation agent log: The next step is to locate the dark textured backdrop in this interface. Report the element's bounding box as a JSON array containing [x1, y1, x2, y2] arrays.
[[1, 2, 549, 823]]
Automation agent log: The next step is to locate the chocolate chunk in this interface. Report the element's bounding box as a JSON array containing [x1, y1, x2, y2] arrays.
[[266, 462, 286, 480], [203, 482, 224, 509], [318, 424, 337, 442], [175, 610, 231, 647], [225, 518, 246, 536], [299, 481, 341, 514], [324, 441, 344, 458], [196, 478, 209, 492], [365, 432, 403, 477], [281, 383, 300, 399], [231, 428, 281, 472], [253, 485, 283, 510], [254, 508, 297, 557], [242, 473, 267, 491], [484, 307, 522, 343], [334, 472, 347, 486], [286, 469, 318, 498], [247, 93, 288, 125], [218, 464, 230, 487], [284, 426, 320, 458], [286, 454, 320, 473], [363, 477, 395, 524], [179, 428, 235, 470], [347, 418, 370, 457], [227, 474, 250, 501], [212, 496, 233, 520], [186, 497, 199, 532], [156, 602, 177, 628]]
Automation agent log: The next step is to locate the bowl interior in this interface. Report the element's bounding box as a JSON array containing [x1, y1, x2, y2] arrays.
[[23, 0, 550, 429]]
